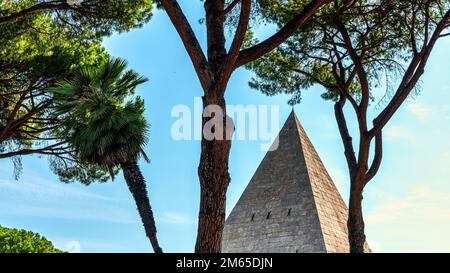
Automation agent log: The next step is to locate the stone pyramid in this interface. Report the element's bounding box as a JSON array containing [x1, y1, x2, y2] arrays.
[[222, 111, 368, 253]]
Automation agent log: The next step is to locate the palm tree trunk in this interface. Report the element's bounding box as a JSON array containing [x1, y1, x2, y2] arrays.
[[121, 161, 163, 253]]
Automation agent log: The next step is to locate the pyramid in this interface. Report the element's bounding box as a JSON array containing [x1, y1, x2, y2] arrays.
[[222, 111, 369, 253]]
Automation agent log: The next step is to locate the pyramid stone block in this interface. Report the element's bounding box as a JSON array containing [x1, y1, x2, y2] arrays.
[[222, 111, 369, 253]]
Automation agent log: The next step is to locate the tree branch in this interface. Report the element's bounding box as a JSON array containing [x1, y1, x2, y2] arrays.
[[234, 0, 332, 68], [0, 1, 65, 23], [365, 130, 382, 185], [292, 68, 337, 90], [161, 0, 211, 90], [333, 15, 370, 112], [224, 0, 240, 15], [0, 0, 90, 24], [220, 0, 251, 90], [334, 95, 357, 177], [371, 9, 450, 136], [0, 141, 67, 159]]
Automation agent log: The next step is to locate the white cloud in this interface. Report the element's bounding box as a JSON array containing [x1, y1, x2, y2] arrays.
[[367, 186, 450, 224], [365, 186, 450, 252], [384, 124, 415, 143], [0, 178, 117, 203], [407, 102, 433, 121], [407, 101, 450, 122], [0, 169, 138, 224], [159, 211, 194, 225], [0, 202, 139, 224]]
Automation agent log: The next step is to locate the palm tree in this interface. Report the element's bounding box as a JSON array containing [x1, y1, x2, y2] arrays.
[[50, 57, 163, 253]]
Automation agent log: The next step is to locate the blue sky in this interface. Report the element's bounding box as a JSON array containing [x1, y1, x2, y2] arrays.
[[1, 1, 450, 253]]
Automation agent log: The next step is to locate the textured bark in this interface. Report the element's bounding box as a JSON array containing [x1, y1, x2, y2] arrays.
[[195, 96, 232, 253], [348, 138, 370, 253], [348, 180, 366, 253], [335, 99, 370, 253], [121, 161, 163, 253]]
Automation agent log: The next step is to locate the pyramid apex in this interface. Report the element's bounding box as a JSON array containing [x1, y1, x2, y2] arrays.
[[288, 108, 297, 118], [287, 109, 302, 127], [222, 109, 371, 253]]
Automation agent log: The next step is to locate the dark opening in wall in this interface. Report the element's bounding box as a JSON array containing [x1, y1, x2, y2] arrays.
[[287, 208, 292, 216], [266, 211, 271, 219], [251, 213, 255, 221]]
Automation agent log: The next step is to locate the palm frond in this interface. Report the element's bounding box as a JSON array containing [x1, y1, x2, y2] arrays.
[[50, 57, 151, 170]]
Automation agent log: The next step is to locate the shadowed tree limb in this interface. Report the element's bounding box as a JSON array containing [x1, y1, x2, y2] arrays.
[[365, 131, 382, 185], [334, 96, 357, 177]]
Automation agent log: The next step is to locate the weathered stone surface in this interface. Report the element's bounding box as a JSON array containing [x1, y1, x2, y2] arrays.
[[222, 111, 370, 253]]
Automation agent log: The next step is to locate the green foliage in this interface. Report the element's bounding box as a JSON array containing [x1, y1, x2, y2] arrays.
[[50, 57, 150, 180], [49, 159, 114, 185], [0, 0, 153, 182], [0, 0, 153, 37], [0, 226, 62, 253], [246, 0, 442, 105], [0, 7, 107, 177], [247, 48, 312, 105]]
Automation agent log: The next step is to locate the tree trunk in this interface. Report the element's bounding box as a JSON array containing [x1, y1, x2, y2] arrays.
[[195, 96, 232, 253], [347, 179, 366, 253], [121, 161, 163, 253]]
